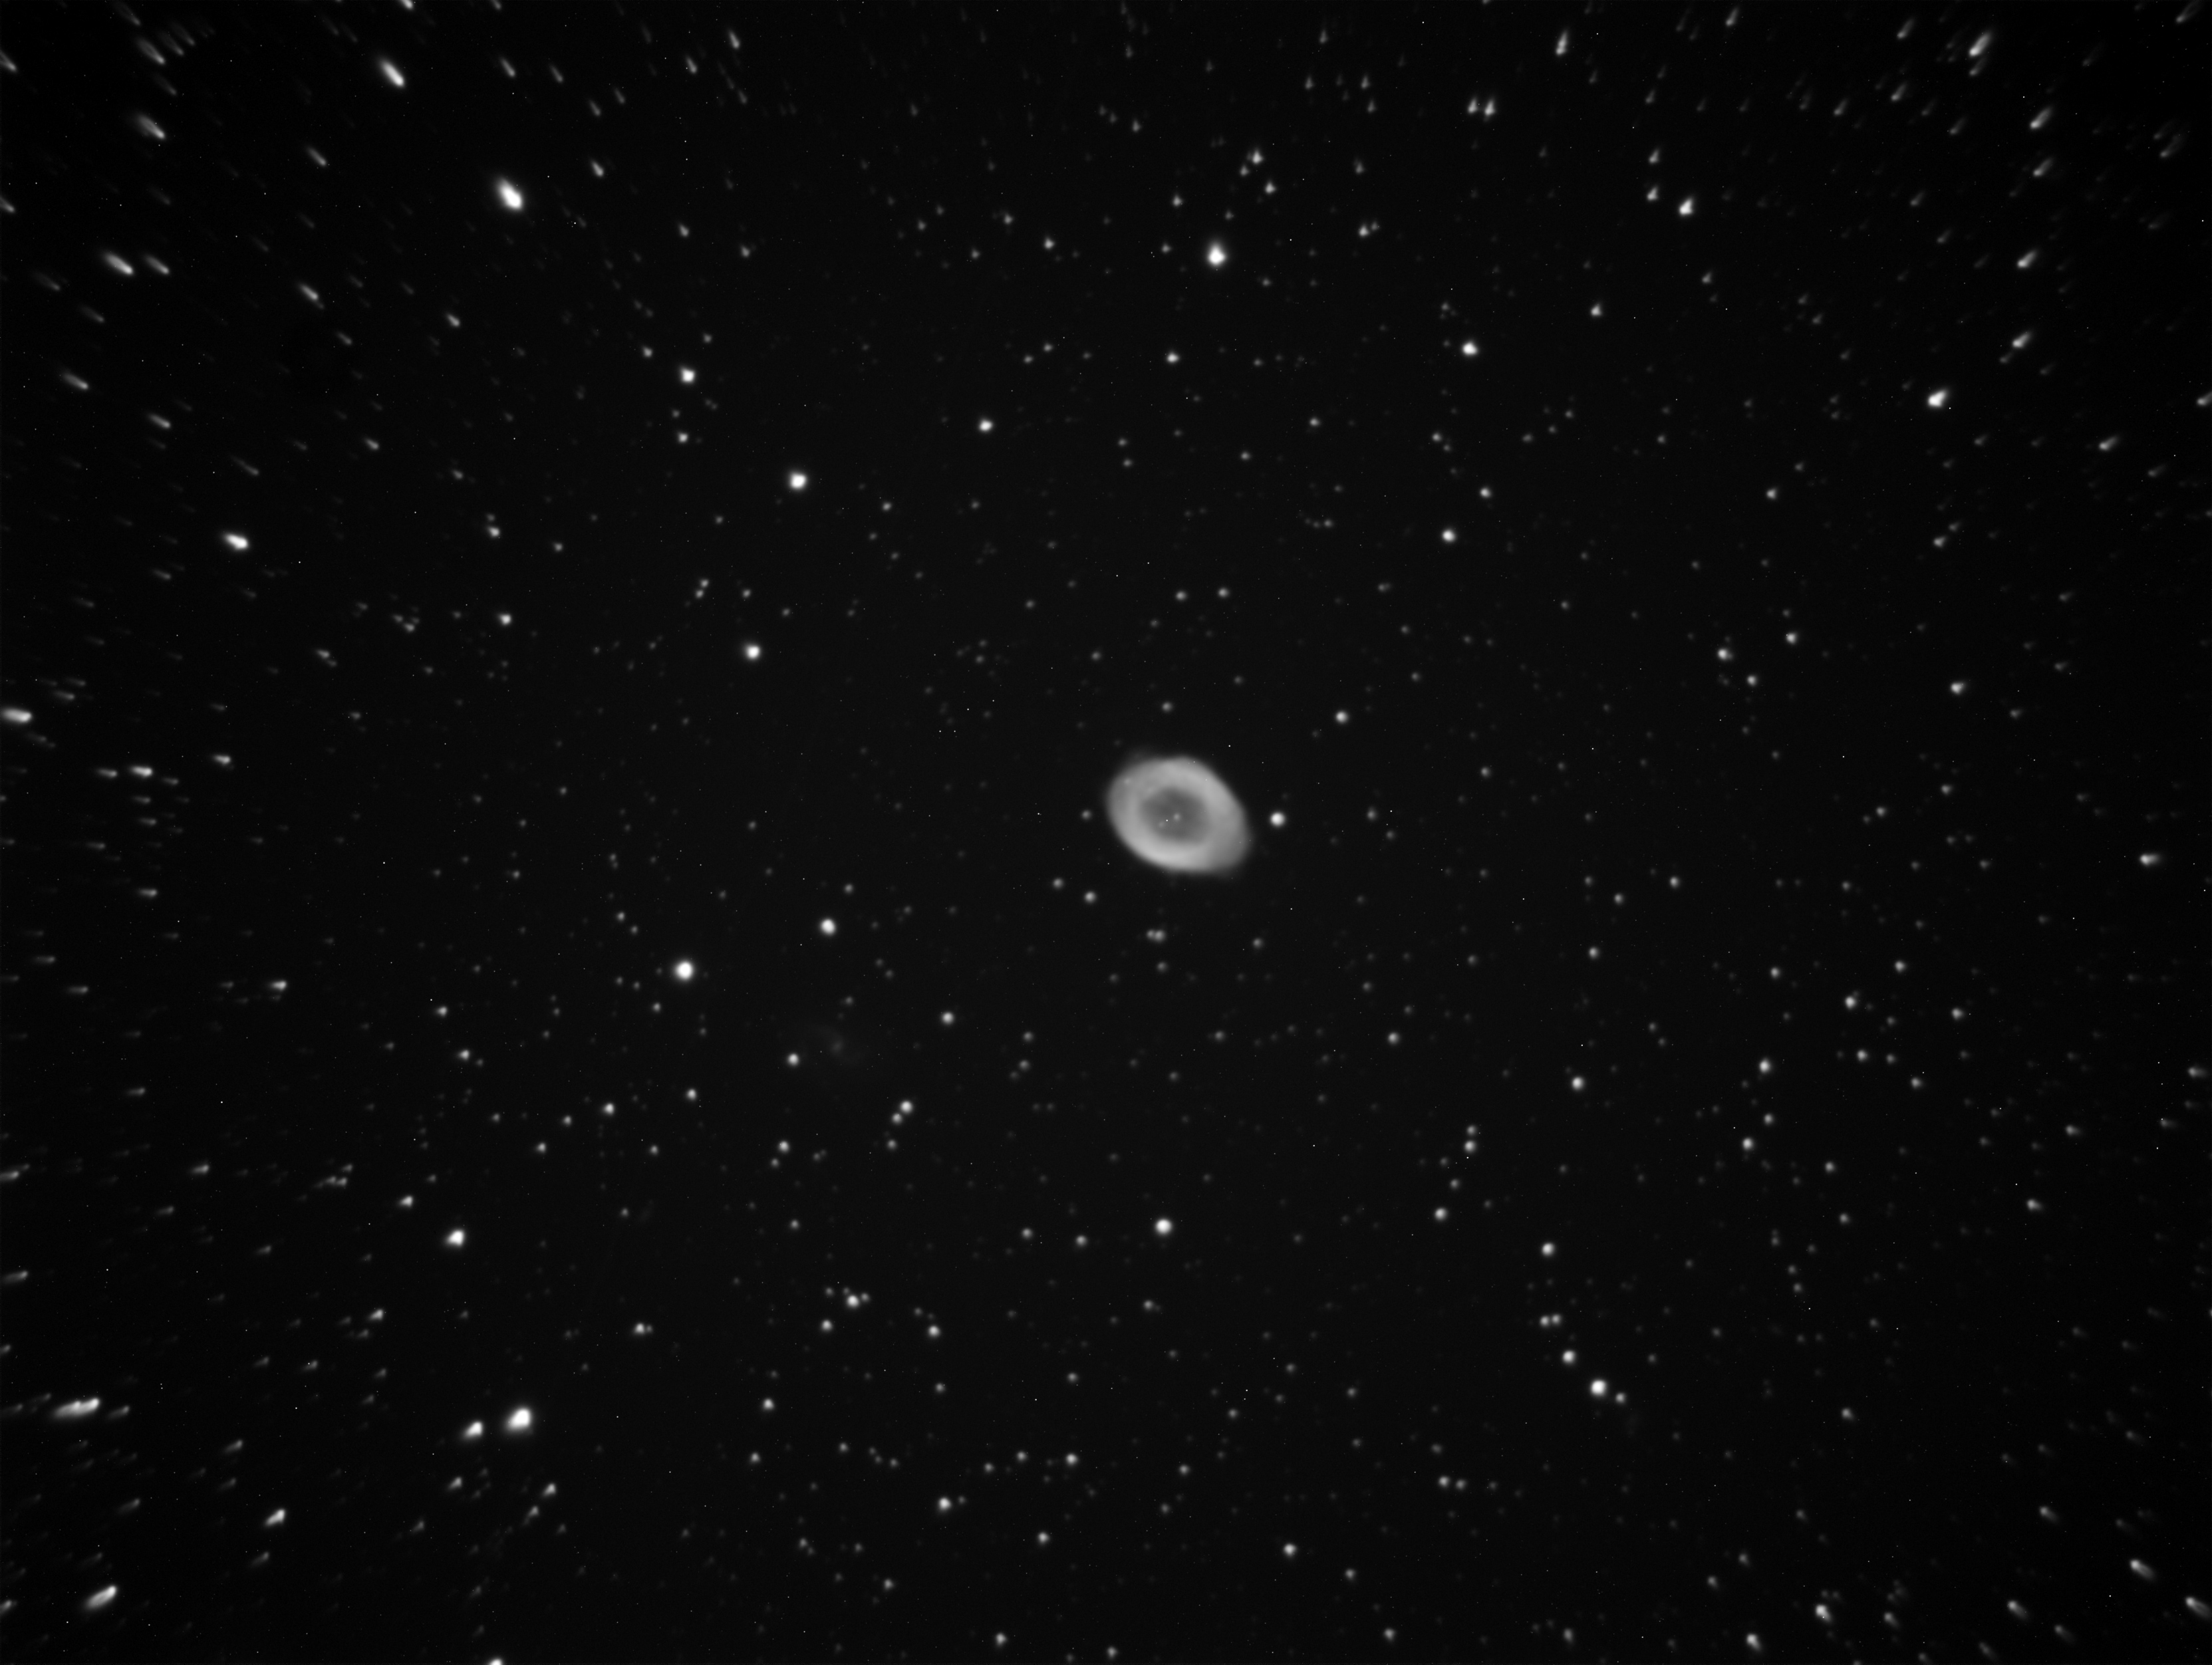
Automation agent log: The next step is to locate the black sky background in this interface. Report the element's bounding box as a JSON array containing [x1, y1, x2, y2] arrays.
[[1, 4, 2207, 1662]]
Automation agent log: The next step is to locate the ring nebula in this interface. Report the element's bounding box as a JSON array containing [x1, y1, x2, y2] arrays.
[[1107, 757, 1251, 876]]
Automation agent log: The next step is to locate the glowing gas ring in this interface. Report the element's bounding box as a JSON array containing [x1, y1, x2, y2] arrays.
[[1107, 757, 1250, 876]]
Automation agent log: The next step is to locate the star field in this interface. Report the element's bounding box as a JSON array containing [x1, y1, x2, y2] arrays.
[[1, 5, 2206, 1662]]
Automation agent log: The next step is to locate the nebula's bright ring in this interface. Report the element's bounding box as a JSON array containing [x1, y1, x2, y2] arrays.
[[1107, 757, 1250, 876]]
